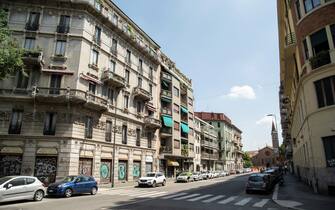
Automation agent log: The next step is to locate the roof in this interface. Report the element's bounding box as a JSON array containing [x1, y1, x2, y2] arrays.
[[195, 112, 232, 124]]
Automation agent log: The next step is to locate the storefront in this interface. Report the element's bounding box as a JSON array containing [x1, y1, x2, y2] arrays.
[[118, 160, 127, 181], [34, 156, 57, 185], [133, 161, 141, 180], [79, 158, 93, 176], [167, 160, 180, 177], [100, 159, 112, 183], [0, 154, 22, 177], [145, 156, 153, 174]]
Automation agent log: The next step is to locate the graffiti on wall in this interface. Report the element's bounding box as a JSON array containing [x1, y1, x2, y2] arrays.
[[100, 160, 111, 183], [34, 156, 57, 185], [133, 162, 141, 179], [79, 158, 93, 176], [118, 161, 127, 181], [0, 155, 22, 177]]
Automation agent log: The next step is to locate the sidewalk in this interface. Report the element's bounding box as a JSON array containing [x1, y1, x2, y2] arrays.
[[99, 178, 176, 190], [276, 174, 335, 210]]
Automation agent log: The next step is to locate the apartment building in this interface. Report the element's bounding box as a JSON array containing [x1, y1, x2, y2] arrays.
[[195, 112, 243, 171], [194, 116, 219, 171], [158, 54, 195, 177], [277, 0, 335, 194], [0, 0, 163, 184]]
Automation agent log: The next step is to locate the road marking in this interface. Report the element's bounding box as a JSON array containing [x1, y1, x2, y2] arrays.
[[202, 195, 225, 203], [174, 193, 201, 200], [161, 192, 187, 199], [138, 192, 167, 198], [218, 196, 238, 204], [273, 184, 279, 200], [253, 199, 270, 208], [235, 197, 252, 206], [187, 194, 212, 202]]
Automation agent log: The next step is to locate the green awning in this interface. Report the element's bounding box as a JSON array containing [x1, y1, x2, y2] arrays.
[[181, 122, 189, 134], [181, 106, 188, 114], [162, 115, 173, 128]]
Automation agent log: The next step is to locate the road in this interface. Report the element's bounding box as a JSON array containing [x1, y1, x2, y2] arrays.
[[0, 174, 285, 210]]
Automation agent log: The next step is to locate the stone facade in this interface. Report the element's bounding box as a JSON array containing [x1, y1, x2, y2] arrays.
[[250, 146, 275, 168]]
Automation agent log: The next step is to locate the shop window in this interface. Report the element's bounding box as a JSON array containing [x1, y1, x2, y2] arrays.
[[322, 136, 335, 167]]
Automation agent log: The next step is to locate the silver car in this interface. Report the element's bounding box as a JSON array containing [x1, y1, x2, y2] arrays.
[[0, 176, 46, 203]]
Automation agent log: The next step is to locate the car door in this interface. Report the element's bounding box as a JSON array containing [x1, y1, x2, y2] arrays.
[[2, 177, 27, 202], [82, 176, 93, 193], [73, 176, 86, 194]]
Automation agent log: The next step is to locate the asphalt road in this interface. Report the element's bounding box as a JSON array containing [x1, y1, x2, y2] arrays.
[[0, 174, 285, 210]]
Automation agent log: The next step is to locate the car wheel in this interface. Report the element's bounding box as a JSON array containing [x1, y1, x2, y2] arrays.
[[91, 187, 97, 195], [246, 190, 251, 194], [162, 180, 166, 186], [34, 190, 44, 201], [152, 181, 157, 187], [64, 188, 73, 198]]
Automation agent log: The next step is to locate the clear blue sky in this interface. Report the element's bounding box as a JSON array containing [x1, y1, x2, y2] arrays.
[[113, 0, 281, 151]]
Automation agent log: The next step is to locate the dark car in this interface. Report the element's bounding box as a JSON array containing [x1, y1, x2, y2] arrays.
[[263, 168, 282, 185], [246, 173, 272, 194], [47, 175, 98, 198]]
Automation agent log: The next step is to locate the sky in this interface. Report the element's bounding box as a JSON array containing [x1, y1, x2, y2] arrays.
[[113, 0, 281, 151]]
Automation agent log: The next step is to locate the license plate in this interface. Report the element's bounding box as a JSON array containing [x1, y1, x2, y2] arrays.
[[48, 190, 53, 192]]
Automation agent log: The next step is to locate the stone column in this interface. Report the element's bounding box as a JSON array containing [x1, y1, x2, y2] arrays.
[[128, 149, 133, 182], [21, 140, 36, 176], [93, 144, 101, 183], [141, 152, 146, 177], [112, 146, 119, 183], [58, 139, 80, 177]]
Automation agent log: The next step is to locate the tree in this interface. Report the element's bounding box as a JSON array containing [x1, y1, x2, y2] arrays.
[[242, 152, 253, 168], [0, 9, 24, 80]]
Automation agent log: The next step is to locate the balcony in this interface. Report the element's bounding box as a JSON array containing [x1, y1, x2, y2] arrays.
[[101, 70, 126, 88], [57, 25, 70, 34], [22, 50, 44, 67], [160, 146, 172, 154], [160, 127, 172, 137], [285, 32, 296, 47], [181, 148, 189, 157], [25, 22, 39, 31], [181, 100, 187, 108], [161, 72, 172, 81], [133, 86, 151, 101], [310, 51, 331, 70], [161, 107, 172, 116], [161, 90, 172, 99], [201, 152, 219, 160], [85, 92, 108, 111], [144, 116, 161, 129], [201, 140, 218, 149]]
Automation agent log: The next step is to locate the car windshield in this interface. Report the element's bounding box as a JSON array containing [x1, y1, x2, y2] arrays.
[[179, 172, 188, 176], [62, 176, 77, 182], [146, 173, 156, 177], [249, 176, 264, 182], [0, 177, 13, 185]]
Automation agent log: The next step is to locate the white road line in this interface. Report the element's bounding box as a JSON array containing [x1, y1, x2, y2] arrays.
[[187, 194, 212, 202], [217, 196, 238, 204], [138, 192, 167, 198], [174, 193, 201, 200], [202, 195, 225, 203], [273, 184, 279, 200], [253, 199, 270, 208], [234, 197, 252, 206], [161, 192, 188, 199]]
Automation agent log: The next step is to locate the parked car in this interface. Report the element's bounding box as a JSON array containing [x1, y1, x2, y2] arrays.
[[138, 172, 166, 187], [236, 169, 244, 174], [0, 176, 46, 203], [229, 169, 236, 175], [220, 171, 228, 177], [176, 172, 193, 182], [191, 172, 202, 181], [201, 171, 209, 180], [243, 168, 252, 173], [47, 175, 97, 197], [213, 171, 220, 178], [263, 168, 282, 185], [246, 173, 272, 194]]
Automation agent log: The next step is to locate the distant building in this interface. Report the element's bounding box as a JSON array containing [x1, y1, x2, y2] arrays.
[[250, 146, 275, 168]]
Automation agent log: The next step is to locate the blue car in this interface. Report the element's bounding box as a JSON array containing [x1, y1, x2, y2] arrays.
[[47, 175, 98, 198]]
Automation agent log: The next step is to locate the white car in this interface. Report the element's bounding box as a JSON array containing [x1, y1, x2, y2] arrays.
[[0, 176, 46, 203], [191, 172, 202, 181], [138, 172, 166, 187]]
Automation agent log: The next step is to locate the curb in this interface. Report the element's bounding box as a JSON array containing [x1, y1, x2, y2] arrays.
[[272, 184, 305, 210]]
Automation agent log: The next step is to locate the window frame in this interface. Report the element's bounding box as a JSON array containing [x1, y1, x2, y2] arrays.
[[85, 116, 93, 139], [24, 37, 36, 50], [43, 112, 57, 135], [55, 40, 66, 56], [122, 125, 127, 144], [105, 121, 112, 142], [8, 109, 23, 135]]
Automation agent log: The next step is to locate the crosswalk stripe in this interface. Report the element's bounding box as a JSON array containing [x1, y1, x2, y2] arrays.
[[234, 197, 252, 206], [202, 195, 225, 203], [161, 192, 187, 199], [252, 199, 269, 207], [174, 193, 201, 200], [187, 194, 212, 202], [138, 192, 167, 198], [218, 196, 238, 204]]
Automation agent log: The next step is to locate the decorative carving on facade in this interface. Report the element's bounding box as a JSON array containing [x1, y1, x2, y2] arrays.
[[113, 125, 122, 134], [0, 111, 10, 121], [128, 128, 136, 137]]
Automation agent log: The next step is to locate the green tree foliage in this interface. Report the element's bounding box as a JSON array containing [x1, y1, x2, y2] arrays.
[[242, 152, 253, 168], [0, 9, 24, 80]]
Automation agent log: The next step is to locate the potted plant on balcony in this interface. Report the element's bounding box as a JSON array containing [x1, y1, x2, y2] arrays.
[[309, 50, 331, 69]]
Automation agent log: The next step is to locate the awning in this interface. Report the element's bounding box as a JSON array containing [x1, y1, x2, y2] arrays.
[[168, 160, 180, 167], [181, 122, 189, 134], [181, 106, 188, 114], [162, 115, 173, 127]]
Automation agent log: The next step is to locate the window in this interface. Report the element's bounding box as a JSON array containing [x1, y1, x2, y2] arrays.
[[126, 49, 131, 64], [189, 143, 194, 152], [85, 116, 93, 139], [303, 39, 309, 61], [173, 86, 179, 97], [310, 28, 329, 56], [9, 178, 26, 187], [89, 83, 96, 94], [322, 135, 335, 167], [188, 97, 193, 106], [124, 95, 129, 109], [106, 88, 114, 104], [174, 139, 180, 149], [136, 101, 142, 113], [94, 26, 101, 44], [149, 84, 153, 96], [189, 128, 194, 136], [109, 60, 116, 72], [138, 59, 143, 72], [49, 74, 62, 94], [218, 122, 221, 128], [8, 110, 23, 134], [94, 0, 102, 11], [138, 77, 142, 88], [26, 12, 40, 31], [16, 71, 29, 89], [111, 38, 117, 54], [147, 132, 152, 148], [173, 103, 179, 114], [295, 0, 301, 19], [26, 178, 35, 184], [125, 70, 130, 84], [314, 76, 335, 108], [331, 24, 335, 48], [43, 112, 57, 135], [90, 49, 99, 66], [174, 121, 180, 131], [55, 40, 66, 56], [105, 121, 112, 142], [189, 113, 193, 121], [136, 128, 141, 146], [122, 125, 127, 144], [303, 0, 320, 13], [24, 37, 35, 50], [149, 67, 153, 79], [112, 14, 118, 25], [58, 15, 70, 33]]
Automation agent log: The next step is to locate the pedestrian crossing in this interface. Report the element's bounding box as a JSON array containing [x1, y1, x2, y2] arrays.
[[100, 189, 272, 208]]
